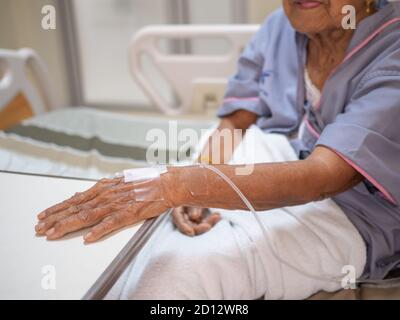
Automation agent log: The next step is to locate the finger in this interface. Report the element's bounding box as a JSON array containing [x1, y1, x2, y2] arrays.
[[46, 206, 111, 240], [36, 198, 99, 235], [105, 182, 136, 194], [39, 186, 137, 235], [188, 207, 203, 222], [35, 206, 79, 235], [171, 208, 195, 237], [78, 183, 135, 210], [191, 213, 221, 235], [36, 199, 122, 235], [172, 209, 195, 236], [182, 211, 191, 223], [37, 189, 97, 220], [192, 222, 213, 235], [84, 213, 128, 243], [204, 212, 221, 227], [37, 178, 122, 220], [37, 200, 74, 220]]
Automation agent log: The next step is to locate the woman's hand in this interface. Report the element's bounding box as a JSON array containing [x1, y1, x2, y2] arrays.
[[35, 177, 171, 243], [172, 206, 221, 236]]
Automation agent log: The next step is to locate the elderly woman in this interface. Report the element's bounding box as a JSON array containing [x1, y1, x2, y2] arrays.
[[36, 0, 400, 299]]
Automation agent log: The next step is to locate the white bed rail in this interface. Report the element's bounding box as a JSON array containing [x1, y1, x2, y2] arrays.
[[129, 25, 259, 115], [0, 48, 60, 114]]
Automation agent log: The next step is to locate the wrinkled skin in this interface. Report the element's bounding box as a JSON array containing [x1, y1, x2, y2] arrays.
[[35, 177, 170, 243], [171, 0, 370, 236], [283, 0, 367, 35], [36, 1, 371, 242], [171, 207, 221, 236], [171, 110, 258, 236]]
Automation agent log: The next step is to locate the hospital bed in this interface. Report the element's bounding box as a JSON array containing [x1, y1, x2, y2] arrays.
[[1, 25, 399, 300], [0, 170, 144, 299], [0, 25, 252, 299], [0, 25, 262, 178]]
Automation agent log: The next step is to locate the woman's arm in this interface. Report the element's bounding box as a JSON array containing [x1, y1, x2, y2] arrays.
[[36, 138, 362, 243], [171, 110, 258, 236], [166, 146, 364, 211], [199, 109, 258, 164]]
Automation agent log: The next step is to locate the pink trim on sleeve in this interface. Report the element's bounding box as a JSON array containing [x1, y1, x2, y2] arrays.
[[304, 116, 321, 139], [304, 115, 397, 204], [223, 97, 259, 103], [328, 148, 397, 205], [302, 18, 400, 205], [343, 17, 400, 64]]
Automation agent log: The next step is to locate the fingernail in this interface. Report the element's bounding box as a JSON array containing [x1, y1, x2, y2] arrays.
[[35, 223, 45, 231], [38, 212, 46, 219], [46, 228, 55, 237], [84, 232, 92, 241]]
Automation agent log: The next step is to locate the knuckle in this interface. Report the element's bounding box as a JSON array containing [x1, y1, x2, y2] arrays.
[[78, 210, 91, 222], [103, 216, 117, 226], [97, 218, 117, 233], [102, 189, 115, 197], [73, 192, 83, 199], [44, 215, 58, 225], [53, 221, 63, 232], [68, 204, 80, 214], [92, 181, 105, 192], [73, 192, 86, 203], [98, 193, 110, 202], [111, 214, 125, 225], [107, 203, 122, 212], [80, 203, 92, 211], [179, 224, 189, 232]]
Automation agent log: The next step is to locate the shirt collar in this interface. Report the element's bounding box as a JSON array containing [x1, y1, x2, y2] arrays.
[[346, 2, 398, 54]]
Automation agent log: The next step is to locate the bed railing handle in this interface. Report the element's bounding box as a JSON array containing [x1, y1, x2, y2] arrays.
[[129, 25, 259, 115], [0, 48, 60, 114]]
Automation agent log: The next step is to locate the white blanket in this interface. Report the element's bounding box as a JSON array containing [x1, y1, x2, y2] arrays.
[[106, 125, 366, 300]]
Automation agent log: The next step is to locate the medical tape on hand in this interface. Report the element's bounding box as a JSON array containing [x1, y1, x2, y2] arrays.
[[121, 166, 167, 202]]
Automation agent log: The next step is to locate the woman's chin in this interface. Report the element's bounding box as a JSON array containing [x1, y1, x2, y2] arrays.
[[286, 10, 329, 35], [292, 24, 325, 35]]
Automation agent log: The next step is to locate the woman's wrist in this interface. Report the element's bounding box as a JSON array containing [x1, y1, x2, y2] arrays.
[[161, 166, 187, 208]]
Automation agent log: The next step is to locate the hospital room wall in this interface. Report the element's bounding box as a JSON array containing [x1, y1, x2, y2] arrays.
[[0, 0, 282, 112], [0, 0, 71, 107], [72, 0, 283, 111], [248, 0, 282, 23]]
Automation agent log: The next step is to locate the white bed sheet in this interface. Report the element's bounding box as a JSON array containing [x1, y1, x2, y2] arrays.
[[0, 171, 142, 300]]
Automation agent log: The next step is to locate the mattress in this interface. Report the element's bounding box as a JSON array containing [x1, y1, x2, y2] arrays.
[[0, 171, 144, 299], [0, 108, 215, 299], [0, 107, 216, 180]]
